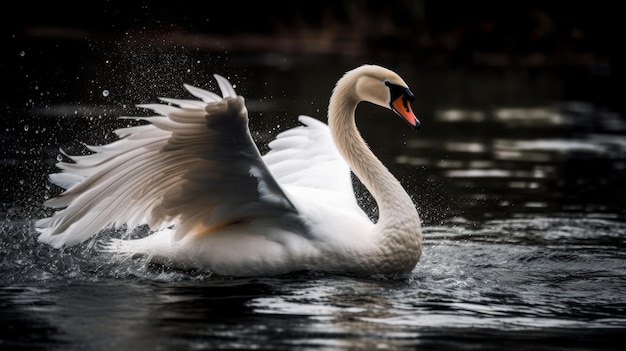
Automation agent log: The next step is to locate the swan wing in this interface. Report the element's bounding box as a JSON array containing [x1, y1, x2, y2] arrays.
[[36, 76, 304, 248], [263, 116, 357, 204]]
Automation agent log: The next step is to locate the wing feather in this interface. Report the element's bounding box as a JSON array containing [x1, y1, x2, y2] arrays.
[[158, 97, 207, 109], [183, 84, 222, 102], [37, 79, 305, 248], [214, 74, 237, 98], [264, 116, 356, 203]]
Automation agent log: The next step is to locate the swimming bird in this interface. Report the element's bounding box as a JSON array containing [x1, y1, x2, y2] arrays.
[[36, 64, 423, 277]]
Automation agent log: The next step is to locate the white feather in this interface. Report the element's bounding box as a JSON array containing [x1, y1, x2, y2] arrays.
[[36, 65, 423, 276], [183, 84, 222, 102]]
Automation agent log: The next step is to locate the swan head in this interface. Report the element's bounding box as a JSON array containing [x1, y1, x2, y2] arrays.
[[350, 65, 421, 130]]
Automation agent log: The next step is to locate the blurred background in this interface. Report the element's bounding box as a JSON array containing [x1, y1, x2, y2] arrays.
[[2, 0, 625, 223], [2, 4, 625, 349]]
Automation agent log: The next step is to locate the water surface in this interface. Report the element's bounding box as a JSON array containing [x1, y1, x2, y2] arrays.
[[2, 42, 626, 350], [1, 217, 625, 350]]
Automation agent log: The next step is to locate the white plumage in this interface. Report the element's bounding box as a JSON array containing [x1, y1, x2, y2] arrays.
[[36, 65, 423, 276]]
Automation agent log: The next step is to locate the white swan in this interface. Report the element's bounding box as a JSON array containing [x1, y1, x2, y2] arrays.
[[36, 64, 423, 277]]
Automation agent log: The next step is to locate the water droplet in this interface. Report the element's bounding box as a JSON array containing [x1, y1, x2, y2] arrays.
[[57, 154, 63, 161], [23, 125, 29, 131], [19, 51, 25, 57], [102, 90, 109, 97]]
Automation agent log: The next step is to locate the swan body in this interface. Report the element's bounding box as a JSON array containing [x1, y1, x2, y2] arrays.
[[36, 64, 423, 277]]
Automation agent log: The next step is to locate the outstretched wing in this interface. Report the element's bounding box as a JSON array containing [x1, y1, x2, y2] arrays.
[[263, 116, 357, 204], [36, 75, 304, 248]]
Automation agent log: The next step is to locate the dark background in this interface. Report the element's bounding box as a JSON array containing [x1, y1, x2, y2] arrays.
[[3, 0, 622, 103], [1, 0, 624, 220]]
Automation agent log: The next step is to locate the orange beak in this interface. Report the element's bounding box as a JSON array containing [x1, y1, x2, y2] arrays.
[[391, 95, 421, 130]]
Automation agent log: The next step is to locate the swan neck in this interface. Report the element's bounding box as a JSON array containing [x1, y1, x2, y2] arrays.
[[327, 81, 419, 230]]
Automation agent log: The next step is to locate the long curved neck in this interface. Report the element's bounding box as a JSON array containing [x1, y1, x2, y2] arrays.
[[327, 78, 421, 237]]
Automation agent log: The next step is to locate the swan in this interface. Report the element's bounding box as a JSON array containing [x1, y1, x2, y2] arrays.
[[35, 64, 423, 277]]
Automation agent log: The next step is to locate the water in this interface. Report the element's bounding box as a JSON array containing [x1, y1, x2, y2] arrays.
[[2, 38, 626, 349], [2, 218, 625, 350]]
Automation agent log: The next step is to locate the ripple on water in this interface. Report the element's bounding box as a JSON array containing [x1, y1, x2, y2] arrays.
[[0, 217, 625, 350]]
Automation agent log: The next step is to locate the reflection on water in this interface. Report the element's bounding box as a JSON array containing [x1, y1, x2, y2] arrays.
[[2, 45, 626, 350], [1, 217, 625, 350], [395, 102, 626, 222]]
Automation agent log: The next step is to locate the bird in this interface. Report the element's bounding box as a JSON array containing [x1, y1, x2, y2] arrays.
[[35, 64, 423, 277]]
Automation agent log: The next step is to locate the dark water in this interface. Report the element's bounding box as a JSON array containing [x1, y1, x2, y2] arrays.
[[2, 218, 625, 350], [2, 38, 626, 350]]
